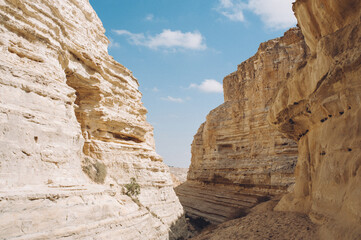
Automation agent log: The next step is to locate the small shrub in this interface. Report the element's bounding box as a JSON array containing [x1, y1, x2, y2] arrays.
[[132, 197, 141, 207], [124, 177, 140, 197], [82, 158, 107, 184], [94, 162, 107, 183]]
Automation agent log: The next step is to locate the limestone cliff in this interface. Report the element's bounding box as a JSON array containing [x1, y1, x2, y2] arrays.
[[0, 0, 186, 239], [176, 28, 307, 224], [268, 0, 361, 238], [169, 167, 188, 187]]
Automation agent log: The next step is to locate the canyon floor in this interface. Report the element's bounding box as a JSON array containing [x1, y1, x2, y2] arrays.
[[189, 198, 318, 240]]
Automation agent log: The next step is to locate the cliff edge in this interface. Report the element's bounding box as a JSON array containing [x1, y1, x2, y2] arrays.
[[176, 28, 307, 224], [268, 0, 361, 239], [0, 0, 186, 239]]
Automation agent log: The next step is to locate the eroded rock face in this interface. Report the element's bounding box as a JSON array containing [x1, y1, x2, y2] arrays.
[[169, 167, 188, 187], [0, 0, 186, 239], [191, 199, 318, 240], [176, 28, 307, 224], [268, 0, 361, 238]]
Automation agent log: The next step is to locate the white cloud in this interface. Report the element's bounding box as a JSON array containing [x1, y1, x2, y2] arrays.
[[112, 30, 145, 45], [148, 30, 206, 50], [216, 0, 296, 30], [248, 0, 296, 29], [161, 96, 184, 103], [190, 79, 223, 93], [145, 14, 154, 21], [217, 0, 247, 22], [113, 29, 206, 51], [108, 37, 120, 49], [220, 0, 234, 8], [152, 87, 159, 92]]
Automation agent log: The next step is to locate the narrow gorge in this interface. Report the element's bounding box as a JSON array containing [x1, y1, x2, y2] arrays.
[[177, 0, 361, 239], [269, 0, 361, 238], [176, 27, 307, 224], [0, 0, 360, 239], [0, 0, 187, 239]]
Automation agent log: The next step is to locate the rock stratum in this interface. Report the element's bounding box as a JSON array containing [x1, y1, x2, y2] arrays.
[[192, 198, 318, 240], [176, 28, 308, 224], [178, 0, 361, 239], [169, 167, 188, 188], [268, 0, 361, 239], [0, 0, 186, 239]]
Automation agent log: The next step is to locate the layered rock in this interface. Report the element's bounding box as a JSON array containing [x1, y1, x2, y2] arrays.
[[268, 0, 361, 238], [0, 0, 186, 239], [176, 28, 307, 224], [191, 199, 318, 240], [169, 167, 188, 187]]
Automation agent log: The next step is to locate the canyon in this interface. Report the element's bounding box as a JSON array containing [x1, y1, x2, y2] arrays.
[[177, 0, 361, 239], [0, 0, 187, 239], [269, 0, 361, 238], [176, 27, 307, 224], [0, 0, 360, 239]]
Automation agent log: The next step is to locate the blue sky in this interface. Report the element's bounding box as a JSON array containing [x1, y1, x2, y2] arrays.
[[89, 0, 296, 167]]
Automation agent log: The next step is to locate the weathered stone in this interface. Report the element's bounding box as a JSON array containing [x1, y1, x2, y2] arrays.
[[268, 0, 361, 239], [191, 199, 318, 240], [176, 181, 268, 224], [0, 0, 186, 239], [177, 28, 307, 224], [169, 167, 188, 187]]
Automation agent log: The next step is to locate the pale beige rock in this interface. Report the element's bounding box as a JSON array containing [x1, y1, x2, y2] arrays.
[[176, 181, 268, 224], [0, 0, 186, 239], [268, 0, 361, 239], [191, 199, 318, 240], [177, 28, 307, 224], [169, 167, 188, 187]]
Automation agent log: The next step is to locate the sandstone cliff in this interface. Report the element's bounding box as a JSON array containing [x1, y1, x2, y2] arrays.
[[0, 0, 186, 239], [268, 0, 361, 238], [176, 28, 308, 224]]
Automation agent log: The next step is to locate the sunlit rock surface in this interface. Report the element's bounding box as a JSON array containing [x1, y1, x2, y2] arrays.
[[169, 167, 188, 187], [0, 0, 186, 239], [191, 199, 318, 240], [269, 0, 361, 239], [176, 28, 307, 224]]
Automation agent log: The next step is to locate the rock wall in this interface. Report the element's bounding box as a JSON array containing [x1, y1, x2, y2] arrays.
[[169, 167, 188, 187], [0, 0, 186, 239], [268, 0, 361, 238], [176, 28, 307, 224]]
